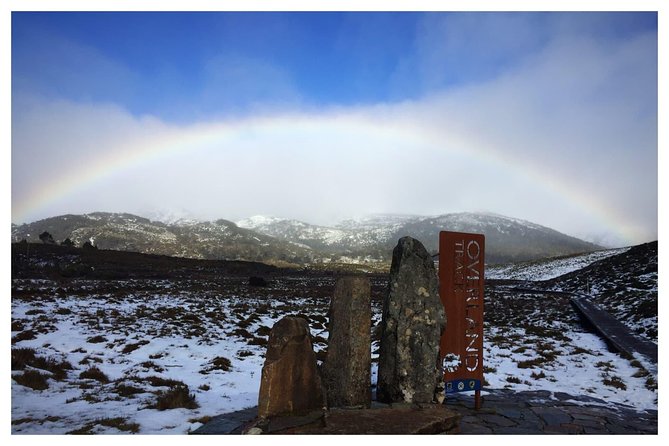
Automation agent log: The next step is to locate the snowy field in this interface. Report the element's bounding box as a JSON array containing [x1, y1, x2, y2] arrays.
[[11, 271, 657, 434], [486, 247, 629, 281]]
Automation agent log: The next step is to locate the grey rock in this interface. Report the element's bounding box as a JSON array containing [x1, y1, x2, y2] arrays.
[[322, 276, 371, 408], [377, 236, 446, 404]]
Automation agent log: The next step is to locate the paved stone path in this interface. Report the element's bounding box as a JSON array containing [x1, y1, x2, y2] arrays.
[[444, 389, 657, 434], [193, 389, 657, 434]]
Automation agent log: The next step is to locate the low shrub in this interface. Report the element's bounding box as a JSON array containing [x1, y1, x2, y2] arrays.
[[153, 385, 198, 410], [516, 358, 545, 369], [79, 366, 109, 383], [68, 417, 140, 434], [115, 383, 145, 397], [189, 415, 212, 424], [237, 350, 254, 359], [11, 320, 25, 332], [531, 370, 547, 380], [209, 356, 232, 372], [139, 361, 165, 372], [87, 335, 108, 344], [247, 336, 268, 347], [145, 375, 184, 388], [98, 417, 140, 433], [121, 340, 149, 354], [11, 348, 72, 380], [603, 376, 627, 391], [11, 347, 37, 370], [595, 361, 615, 372], [632, 368, 650, 378], [571, 346, 593, 355], [13, 370, 49, 390], [11, 329, 37, 344]]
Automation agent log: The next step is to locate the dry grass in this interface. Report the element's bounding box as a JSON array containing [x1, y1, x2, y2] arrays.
[[603, 375, 627, 391], [79, 366, 109, 383], [121, 340, 149, 354], [143, 375, 184, 388], [114, 383, 145, 397], [595, 361, 615, 373], [201, 356, 232, 374], [571, 346, 594, 355], [11, 329, 37, 344], [152, 385, 199, 411], [13, 370, 50, 390], [86, 335, 107, 343], [531, 370, 547, 380], [189, 415, 213, 424], [516, 357, 547, 369], [67, 417, 140, 434], [12, 347, 73, 380]]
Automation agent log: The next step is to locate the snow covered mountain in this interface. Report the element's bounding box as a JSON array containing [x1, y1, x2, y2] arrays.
[[238, 212, 602, 264], [11, 212, 314, 265], [12, 211, 602, 265]]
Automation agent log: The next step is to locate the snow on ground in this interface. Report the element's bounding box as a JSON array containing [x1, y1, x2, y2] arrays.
[[484, 326, 657, 409], [487, 247, 629, 281], [11, 271, 657, 434], [11, 278, 331, 434]]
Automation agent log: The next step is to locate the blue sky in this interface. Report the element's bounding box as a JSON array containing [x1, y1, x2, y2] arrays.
[[13, 12, 656, 120], [10, 10, 659, 246]]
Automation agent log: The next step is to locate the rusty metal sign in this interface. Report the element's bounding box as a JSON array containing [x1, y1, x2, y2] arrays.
[[439, 231, 485, 408]]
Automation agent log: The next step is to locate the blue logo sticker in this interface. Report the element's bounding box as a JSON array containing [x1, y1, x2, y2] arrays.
[[445, 379, 482, 394]]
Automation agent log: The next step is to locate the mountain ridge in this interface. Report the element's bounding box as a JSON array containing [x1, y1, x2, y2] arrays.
[[12, 211, 603, 265]]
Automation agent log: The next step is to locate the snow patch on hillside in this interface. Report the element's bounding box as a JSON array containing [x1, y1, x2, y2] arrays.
[[487, 248, 630, 281]]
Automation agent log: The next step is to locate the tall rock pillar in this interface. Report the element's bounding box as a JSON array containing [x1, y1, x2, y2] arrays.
[[377, 236, 446, 404], [322, 276, 372, 408]]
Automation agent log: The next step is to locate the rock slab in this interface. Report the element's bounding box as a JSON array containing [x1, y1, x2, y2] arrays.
[[276, 404, 460, 434], [377, 236, 446, 404], [257, 316, 324, 418], [322, 276, 371, 408]]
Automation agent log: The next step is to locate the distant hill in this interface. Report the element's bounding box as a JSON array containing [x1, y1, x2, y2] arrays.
[[11, 212, 314, 266], [239, 212, 602, 264], [542, 241, 658, 342], [12, 211, 602, 265]]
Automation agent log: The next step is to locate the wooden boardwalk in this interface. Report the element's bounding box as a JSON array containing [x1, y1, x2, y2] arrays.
[[509, 287, 657, 375], [570, 295, 657, 373]]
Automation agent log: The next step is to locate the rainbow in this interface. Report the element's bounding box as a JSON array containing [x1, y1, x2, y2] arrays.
[[12, 111, 640, 245]]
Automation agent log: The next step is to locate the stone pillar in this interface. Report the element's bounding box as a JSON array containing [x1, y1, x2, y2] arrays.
[[258, 316, 324, 418], [377, 236, 446, 404], [322, 276, 371, 408]]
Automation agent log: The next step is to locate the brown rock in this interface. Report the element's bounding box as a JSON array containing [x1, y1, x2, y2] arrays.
[[257, 316, 324, 418], [322, 276, 371, 408]]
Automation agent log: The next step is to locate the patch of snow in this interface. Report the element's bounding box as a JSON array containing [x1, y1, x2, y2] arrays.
[[487, 247, 630, 281]]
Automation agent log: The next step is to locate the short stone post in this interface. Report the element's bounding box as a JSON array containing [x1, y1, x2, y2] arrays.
[[322, 276, 372, 408], [257, 316, 324, 418], [377, 236, 446, 404]]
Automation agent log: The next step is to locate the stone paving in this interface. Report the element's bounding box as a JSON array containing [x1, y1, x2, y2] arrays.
[[444, 389, 657, 434], [193, 388, 657, 434]]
